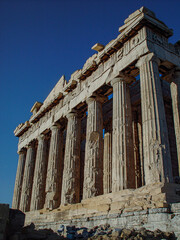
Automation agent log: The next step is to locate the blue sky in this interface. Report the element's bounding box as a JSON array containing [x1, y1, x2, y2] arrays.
[[0, 0, 180, 206]]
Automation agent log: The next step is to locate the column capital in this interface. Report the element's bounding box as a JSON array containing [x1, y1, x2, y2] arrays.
[[110, 77, 125, 86], [37, 134, 46, 142], [86, 94, 107, 105], [110, 73, 134, 86], [136, 53, 160, 68], [66, 110, 79, 119], [50, 123, 61, 132], [17, 148, 26, 155], [26, 141, 35, 149]]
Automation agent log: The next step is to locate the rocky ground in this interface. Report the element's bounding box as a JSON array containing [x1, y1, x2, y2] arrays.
[[8, 223, 177, 240]]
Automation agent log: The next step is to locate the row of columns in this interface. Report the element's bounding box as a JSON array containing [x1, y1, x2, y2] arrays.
[[12, 53, 180, 212]]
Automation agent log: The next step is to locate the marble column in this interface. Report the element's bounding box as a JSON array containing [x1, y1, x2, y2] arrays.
[[132, 110, 142, 188], [83, 96, 104, 199], [137, 108, 145, 186], [170, 68, 180, 176], [111, 76, 135, 192], [103, 132, 112, 194], [19, 142, 36, 212], [136, 53, 173, 184], [61, 111, 81, 205], [45, 124, 63, 210], [30, 134, 48, 211], [12, 149, 26, 209]]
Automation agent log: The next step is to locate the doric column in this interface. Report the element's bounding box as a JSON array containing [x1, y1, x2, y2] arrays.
[[12, 149, 26, 209], [19, 142, 36, 212], [83, 96, 104, 199], [61, 111, 81, 205], [132, 110, 142, 188], [136, 53, 173, 184], [45, 124, 63, 210], [137, 110, 145, 186], [111, 76, 135, 192], [103, 132, 112, 194], [30, 134, 48, 211], [170, 68, 180, 175]]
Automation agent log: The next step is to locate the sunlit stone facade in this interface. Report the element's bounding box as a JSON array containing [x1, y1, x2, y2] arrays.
[[13, 7, 180, 216]]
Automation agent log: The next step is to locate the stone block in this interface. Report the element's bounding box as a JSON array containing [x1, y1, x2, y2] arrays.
[[152, 193, 166, 201], [110, 201, 125, 211], [170, 203, 180, 212], [96, 204, 110, 212], [148, 208, 169, 214], [123, 206, 143, 213]]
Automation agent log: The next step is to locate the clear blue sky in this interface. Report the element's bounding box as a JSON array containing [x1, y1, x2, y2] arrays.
[[0, 0, 179, 207]]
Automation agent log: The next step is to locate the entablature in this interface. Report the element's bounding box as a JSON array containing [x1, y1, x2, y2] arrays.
[[14, 121, 30, 137]]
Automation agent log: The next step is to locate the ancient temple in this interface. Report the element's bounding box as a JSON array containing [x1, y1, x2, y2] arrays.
[[12, 7, 180, 231]]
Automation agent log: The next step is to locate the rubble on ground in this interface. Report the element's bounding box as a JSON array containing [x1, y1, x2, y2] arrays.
[[9, 223, 177, 239]]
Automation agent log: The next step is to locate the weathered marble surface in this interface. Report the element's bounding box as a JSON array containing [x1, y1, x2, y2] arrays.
[[111, 76, 135, 192], [24, 183, 180, 239], [170, 68, 180, 175], [103, 132, 112, 194], [30, 134, 48, 211], [45, 125, 63, 210], [136, 53, 173, 185], [83, 96, 104, 199], [61, 111, 81, 205], [19, 142, 36, 212], [12, 150, 26, 209]]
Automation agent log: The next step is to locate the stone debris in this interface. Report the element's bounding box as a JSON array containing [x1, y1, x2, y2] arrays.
[[56, 224, 176, 240], [3, 217, 177, 240]]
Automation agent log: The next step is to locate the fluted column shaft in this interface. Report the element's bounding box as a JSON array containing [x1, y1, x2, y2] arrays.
[[19, 142, 36, 212], [30, 134, 48, 211], [111, 77, 135, 192], [103, 132, 112, 194], [170, 68, 180, 176], [132, 110, 142, 188], [12, 149, 26, 209], [136, 53, 173, 184], [45, 124, 63, 210], [61, 112, 81, 205], [83, 96, 103, 199]]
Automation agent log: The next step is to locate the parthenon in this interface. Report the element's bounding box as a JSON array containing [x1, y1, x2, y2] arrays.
[[12, 7, 180, 229]]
